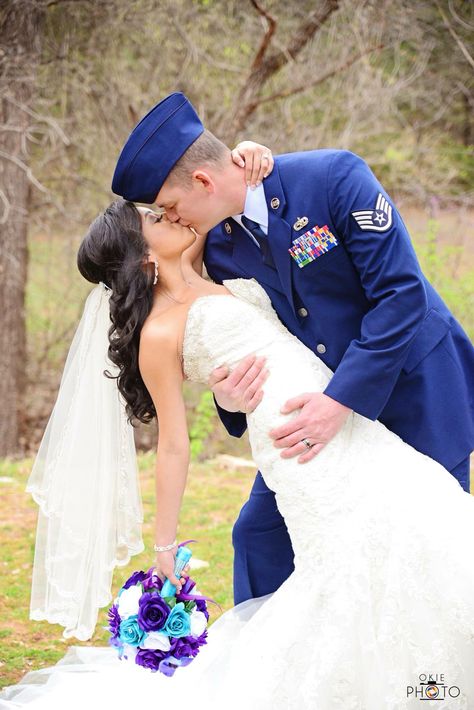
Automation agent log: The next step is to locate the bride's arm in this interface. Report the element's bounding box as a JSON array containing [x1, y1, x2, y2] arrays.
[[231, 140, 274, 187], [138, 322, 189, 592]]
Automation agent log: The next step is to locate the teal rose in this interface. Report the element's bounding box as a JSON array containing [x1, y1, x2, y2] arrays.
[[163, 602, 191, 638], [118, 614, 146, 647]]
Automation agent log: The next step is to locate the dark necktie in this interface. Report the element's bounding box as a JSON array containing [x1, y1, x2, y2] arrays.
[[241, 215, 276, 269]]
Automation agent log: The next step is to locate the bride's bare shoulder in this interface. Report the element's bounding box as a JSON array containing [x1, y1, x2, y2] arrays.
[[139, 306, 184, 365]]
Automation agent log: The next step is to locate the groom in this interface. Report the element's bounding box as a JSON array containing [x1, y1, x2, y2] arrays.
[[112, 92, 474, 606]]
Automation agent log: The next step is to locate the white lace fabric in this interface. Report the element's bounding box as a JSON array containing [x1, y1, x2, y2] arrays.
[[182, 277, 474, 708], [2, 277, 474, 709]]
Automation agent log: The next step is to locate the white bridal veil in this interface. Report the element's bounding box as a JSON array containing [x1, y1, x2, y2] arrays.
[[25, 282, 144, 641]]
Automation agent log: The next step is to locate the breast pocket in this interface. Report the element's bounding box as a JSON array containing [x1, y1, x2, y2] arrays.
[[402, 308, 451, 374], [296, 244, 345, 274]]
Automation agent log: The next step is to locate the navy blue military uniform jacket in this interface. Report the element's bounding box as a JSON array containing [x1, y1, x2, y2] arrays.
[[203, 150, 474, 482]]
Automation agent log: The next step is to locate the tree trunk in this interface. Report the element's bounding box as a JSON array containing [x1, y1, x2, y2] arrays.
[[0, 1, 45, 456]]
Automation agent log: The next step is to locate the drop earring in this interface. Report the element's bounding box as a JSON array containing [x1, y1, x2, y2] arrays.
[[153, 261, 159, 285]]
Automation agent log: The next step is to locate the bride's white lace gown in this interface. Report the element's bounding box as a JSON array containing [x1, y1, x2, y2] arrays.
[[2, 278, 474, 710]]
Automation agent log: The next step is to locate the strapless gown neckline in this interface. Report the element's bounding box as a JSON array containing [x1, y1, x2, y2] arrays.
[[182, 279, 245, 381]]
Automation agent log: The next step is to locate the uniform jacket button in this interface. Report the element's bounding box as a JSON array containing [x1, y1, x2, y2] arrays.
[[298, 307, 308, 317], [316, 343, 326, 354]]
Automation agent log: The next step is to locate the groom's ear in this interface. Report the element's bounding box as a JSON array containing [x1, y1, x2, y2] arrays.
[[192, 170, 215, 194]]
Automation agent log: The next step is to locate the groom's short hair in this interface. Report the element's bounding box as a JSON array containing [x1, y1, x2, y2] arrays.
[[166, 129, 229, 188]]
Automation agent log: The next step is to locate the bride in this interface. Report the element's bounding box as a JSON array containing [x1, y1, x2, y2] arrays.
[[1, 156, 474, 710]]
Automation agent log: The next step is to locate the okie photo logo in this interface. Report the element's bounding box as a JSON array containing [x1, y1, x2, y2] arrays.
[[407, 673, 461, 700]]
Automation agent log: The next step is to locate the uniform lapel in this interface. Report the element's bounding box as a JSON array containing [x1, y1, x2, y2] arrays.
[[227, 221, 284, 294], [263, 164, 297, 317], [220, 160, 296, 316]]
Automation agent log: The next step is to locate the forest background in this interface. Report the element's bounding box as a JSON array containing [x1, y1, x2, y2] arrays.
[[0, 0, 473, 687]]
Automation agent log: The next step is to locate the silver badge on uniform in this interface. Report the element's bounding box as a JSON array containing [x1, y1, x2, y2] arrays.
[[293, 216, 309, 231], [351, 192, 393, 232]]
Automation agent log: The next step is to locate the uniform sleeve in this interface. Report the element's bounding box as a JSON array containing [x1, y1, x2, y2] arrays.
[[322, 150, 428, 420], [213, 397, 248, 438]]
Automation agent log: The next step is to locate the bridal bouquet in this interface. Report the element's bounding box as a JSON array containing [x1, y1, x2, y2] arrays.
[[107, 545, 216, 676]]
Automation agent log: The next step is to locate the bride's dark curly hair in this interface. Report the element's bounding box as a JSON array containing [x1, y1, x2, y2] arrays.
[[77, 199, 157, 426]]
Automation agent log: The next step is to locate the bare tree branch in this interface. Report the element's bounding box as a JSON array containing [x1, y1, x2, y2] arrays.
[[228, 0, 340, 139], [0, 187, 10, 224], [436, 0, 474, 70], [249, 0, 277, 70], [0, 149, 48, 193], [3, 96, 70, 145], [257, 43, 385, 106], [46, 0, 94, 7], [448, 0, 474, 32]]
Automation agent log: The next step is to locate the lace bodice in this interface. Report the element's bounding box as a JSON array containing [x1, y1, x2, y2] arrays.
[[183, 277, 329, 385]]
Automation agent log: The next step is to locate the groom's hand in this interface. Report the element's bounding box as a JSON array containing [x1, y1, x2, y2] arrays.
[[269, 392, 352, 464], [208, 354, 269, 414]]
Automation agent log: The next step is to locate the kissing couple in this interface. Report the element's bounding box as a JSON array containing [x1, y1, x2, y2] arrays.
[[2, 92, 474, 709]]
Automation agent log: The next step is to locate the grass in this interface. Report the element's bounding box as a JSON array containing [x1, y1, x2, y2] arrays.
[[0, 453, 254, 690]]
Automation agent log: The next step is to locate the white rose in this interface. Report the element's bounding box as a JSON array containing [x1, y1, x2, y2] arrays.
[[189, 609, 207, 637], [141, 631, 171, 652], [117, 585, 142, 619]]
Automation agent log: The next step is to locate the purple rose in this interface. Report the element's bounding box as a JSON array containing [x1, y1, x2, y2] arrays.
[[170, 629, 208, 659], [107, 603, 121, 638], [138, 592, 170, 632], [135, 648, 167, 672], [123, 570, 147, 589]]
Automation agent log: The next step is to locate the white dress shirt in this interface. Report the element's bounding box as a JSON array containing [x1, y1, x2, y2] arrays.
[[231, 183, 269, 247]]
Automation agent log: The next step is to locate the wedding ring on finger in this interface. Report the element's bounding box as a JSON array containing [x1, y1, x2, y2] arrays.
[[301, 438, 314, 450]]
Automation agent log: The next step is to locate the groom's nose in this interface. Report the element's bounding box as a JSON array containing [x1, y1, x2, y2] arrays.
[[163, 206, 179, 222]]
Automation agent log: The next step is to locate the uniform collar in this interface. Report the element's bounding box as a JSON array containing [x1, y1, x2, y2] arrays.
[[261, 157, 287, 215], [220, 160, 296, 317], [231, 182, 268, 231]]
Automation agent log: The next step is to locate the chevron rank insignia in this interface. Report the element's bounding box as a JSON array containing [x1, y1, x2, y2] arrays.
[[351, 193, 393, 232], [289, 224, 338, 268]]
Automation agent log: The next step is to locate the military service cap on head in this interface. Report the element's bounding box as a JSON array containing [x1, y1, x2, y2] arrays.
[[111, 92, 204, 204]]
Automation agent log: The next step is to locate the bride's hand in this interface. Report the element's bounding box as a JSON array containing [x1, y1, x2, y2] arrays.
[[154, 549, 189, 593], [209, 354, 269, 414], [231, 141, 274, 188]]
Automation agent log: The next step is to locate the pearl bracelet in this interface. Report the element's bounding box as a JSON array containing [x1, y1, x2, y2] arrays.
[[153, 539, 178, 552]]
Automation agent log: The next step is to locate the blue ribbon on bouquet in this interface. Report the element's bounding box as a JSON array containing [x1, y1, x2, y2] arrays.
[[176, 540, 222, 612], [160, 539, 222, 612]]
